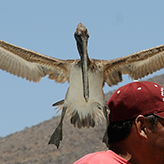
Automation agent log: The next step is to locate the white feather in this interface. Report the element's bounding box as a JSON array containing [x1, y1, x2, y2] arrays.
[[64, 63, 106, 124]]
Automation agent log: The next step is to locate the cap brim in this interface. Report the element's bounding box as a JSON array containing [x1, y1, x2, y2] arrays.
[[154, 111, 164, 119]]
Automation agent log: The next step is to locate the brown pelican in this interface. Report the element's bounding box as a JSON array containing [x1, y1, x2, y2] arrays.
[[1, 23, 164, 148]]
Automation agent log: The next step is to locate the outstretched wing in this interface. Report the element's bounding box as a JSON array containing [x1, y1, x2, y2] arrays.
[[103, 44, 164, 86], [0, 40, 75, 83]]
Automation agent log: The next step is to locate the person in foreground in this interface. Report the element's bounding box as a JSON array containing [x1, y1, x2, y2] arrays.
[[74, 81, 164, 164]]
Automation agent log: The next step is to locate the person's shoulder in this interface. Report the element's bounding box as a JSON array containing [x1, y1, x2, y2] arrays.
[[73, 150, 118, 164], [73, 151, 106, 164]]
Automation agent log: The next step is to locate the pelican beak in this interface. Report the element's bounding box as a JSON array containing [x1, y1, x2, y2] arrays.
[[74, 23, 90, 103], [81, 38, 89, 103]]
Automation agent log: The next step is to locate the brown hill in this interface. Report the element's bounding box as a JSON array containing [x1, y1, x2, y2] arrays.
[[0, 117, 107, 164], [0, 74, 164, 164]]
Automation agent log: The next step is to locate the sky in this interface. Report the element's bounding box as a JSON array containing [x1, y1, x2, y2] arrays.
[[0, 1, 164, 137]]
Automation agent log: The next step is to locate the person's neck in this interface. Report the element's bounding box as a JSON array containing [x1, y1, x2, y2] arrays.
[[110, 142, 132, 162], [110, 142, 162, 164]]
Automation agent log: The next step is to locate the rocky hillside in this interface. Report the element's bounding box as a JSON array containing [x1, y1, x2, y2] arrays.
[[0, 74, 164, 164], [0, 117, 107, 164]]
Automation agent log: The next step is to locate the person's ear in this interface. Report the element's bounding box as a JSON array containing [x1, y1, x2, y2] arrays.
[[134, 115, 148, 139]]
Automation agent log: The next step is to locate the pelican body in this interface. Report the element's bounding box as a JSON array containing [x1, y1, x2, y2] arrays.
[[1, 23, 164, 148], [66, 62, 106, 128]]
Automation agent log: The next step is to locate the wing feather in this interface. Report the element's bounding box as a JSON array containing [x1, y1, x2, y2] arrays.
[[0, 40, 75, 83], [103, 44, 164, 86]]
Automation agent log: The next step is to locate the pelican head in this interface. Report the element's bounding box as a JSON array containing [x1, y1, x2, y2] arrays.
[[74, 23, 90, 102]]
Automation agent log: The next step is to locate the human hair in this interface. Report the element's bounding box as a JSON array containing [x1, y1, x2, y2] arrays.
[[107, 114, 158, 145]]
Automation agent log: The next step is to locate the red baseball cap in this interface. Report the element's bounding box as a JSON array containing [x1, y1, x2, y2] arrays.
[[107, 81, 164, 123]]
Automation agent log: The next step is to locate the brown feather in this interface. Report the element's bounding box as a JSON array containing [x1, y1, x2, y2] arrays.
[[102, 44, 164, 85], [0, 40, 76, 83]]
